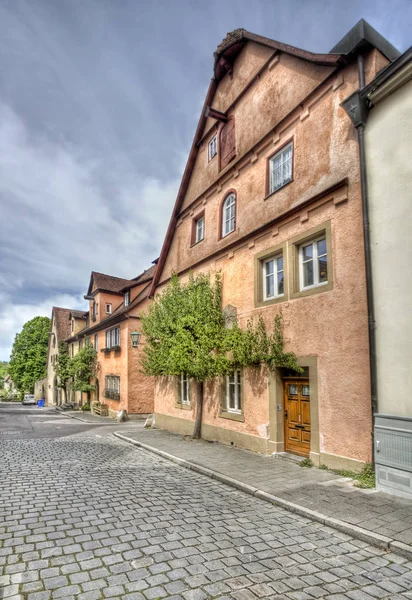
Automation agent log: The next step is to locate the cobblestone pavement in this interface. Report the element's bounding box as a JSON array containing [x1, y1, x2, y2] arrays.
[[1, 437, 412, 600], [115, 428, 412, 546]]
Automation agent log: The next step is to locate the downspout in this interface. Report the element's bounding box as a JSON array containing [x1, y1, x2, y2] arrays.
[[342, 55, 377, 467]]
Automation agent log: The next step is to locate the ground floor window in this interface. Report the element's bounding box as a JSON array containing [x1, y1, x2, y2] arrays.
[[226, 370, 242, 413], [180, 373, 190, 405], [105, 376, 120, 401]]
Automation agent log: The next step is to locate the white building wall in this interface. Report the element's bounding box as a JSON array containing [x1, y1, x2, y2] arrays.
[[366, 79, 412, 418]]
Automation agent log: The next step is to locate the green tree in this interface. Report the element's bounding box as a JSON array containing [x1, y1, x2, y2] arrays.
[[69, 341, 98, 403], [0, 361, 9, 388], [9, 316, 50, 394], [54, 342, 71, 404], [141, 272, 301, 439]]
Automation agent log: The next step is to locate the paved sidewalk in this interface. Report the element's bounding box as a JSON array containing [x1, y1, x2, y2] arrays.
[[115, 426, 412, 557], [56, 409, 116, 425]]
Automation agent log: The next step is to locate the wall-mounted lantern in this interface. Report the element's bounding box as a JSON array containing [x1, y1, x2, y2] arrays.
[[130, 331, 141, 348]]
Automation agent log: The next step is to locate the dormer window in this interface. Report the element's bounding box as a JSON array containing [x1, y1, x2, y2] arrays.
[[71, 319, 74, 332], [124, 291, 130, 307], [105, 303, 112, 315]]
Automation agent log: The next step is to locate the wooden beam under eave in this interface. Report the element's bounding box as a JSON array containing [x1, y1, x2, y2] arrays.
[[204, 106, 228, 122]]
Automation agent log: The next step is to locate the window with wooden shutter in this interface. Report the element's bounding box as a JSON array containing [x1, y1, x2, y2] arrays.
[[220, 119, 236, 170]]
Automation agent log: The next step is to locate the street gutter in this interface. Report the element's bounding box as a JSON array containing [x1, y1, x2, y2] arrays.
[[114, 431, 412, 561]]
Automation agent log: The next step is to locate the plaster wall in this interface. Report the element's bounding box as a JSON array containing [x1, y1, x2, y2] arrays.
[[90, 291, 123, 325], [183, 47, 336, 211], [96, 323, 129, 412], [154, 47, 389, 465], [366, 79, 412, 418], [46, 317, 59, 405]]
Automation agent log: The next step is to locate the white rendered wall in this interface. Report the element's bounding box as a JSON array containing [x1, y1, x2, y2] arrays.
[[366, 79, 412, 417]]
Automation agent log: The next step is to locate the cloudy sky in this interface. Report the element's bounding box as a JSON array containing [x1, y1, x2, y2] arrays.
[[0, 0, 410, 360]]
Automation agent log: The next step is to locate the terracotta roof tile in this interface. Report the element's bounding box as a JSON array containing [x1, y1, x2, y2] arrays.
[[52, 307, 72, 343], [88, 272, 133, 295]]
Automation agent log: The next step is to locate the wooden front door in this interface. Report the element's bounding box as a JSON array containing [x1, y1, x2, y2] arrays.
[[284, 380, 311, 456]]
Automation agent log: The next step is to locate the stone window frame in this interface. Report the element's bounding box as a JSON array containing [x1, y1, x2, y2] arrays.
[[288, 221, 333, 300], [220, 369, 245, 422], [255, 241, 288, 308], [175, 374, 192, 410]]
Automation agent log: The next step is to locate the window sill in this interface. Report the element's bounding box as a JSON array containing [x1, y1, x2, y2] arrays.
[[264, 178, 294, 201], [290, 280, 333, 300], [175, 402, 192, 411], [255, 294, 286, 308], [190, 239, 204, 248], [220, 411, 245, 423]]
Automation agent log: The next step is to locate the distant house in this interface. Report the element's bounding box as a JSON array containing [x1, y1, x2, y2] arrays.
[[46, 307, 73, 406], [65, 267, 156, 419], [3, 375, 16, 394]]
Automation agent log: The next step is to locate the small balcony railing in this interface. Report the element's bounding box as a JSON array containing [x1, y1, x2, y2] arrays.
[[104, 389, 120, 401]]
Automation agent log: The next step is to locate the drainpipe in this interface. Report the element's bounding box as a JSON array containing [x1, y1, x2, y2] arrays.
[[341, 55, 377, 467]]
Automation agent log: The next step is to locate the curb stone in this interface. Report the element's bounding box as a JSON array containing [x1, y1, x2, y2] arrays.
[[55, 409, 115, 426], [113, 431, 412, 561]]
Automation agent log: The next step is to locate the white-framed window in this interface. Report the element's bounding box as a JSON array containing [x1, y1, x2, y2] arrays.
[[269, 142, 293, 193], [105, 327, 120, 348], [299, 236, 328, 290], [222, 193, 236, 237], [208, 134, 217, 161], [105, 303, 112, 315], [94, 334, 98, 351], [180, 374, 190, 405], [226, 370, 242, 413], [263, 254, 284, 300], [195, 216, 204, 243], [124, 291, 130, 307]]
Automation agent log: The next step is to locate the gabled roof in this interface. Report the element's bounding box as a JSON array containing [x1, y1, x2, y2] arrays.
[[120, 263, 157, 292], [65, 281, 152, 341], [51, 307, 72, 343], [213, 28, 342, 81], [86, 272, 134, 297], [149, 21, 399, 296]]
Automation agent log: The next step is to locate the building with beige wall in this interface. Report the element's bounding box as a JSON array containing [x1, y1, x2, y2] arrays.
[[66, 267, 155, 418], [348, 48, 412, 496], [149, 21, 400, 470], [46, 306, 72, 406]]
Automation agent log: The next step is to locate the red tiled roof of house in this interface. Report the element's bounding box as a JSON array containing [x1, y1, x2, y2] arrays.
[[87, 272, 134, 296], [52, 307, 72, 343]]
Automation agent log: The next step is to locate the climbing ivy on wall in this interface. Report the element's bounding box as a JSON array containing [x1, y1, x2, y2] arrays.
[[141, 272, 301, 438]]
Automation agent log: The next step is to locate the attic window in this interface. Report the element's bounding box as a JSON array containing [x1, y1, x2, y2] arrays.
[[124, 291, 130, 307], [208, 135, 217, 161], [105, 303, 112, 315], [220, 119, 236, 170]]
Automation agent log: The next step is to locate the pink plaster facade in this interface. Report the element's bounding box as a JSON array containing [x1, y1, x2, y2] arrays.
[[153, 34, 390, 468]]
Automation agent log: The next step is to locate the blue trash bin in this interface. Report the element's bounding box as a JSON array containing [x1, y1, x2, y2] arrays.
[[37, 399, 45, 407]]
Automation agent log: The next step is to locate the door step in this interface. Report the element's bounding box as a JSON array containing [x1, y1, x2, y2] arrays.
[[271, 452, 306, 464]]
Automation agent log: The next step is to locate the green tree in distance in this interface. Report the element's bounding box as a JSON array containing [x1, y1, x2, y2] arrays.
[[54, 342, 71, 404], [69, 341, 98, 404], [141, 272, 301, 439], [9, 316, 50, 394], [0, 361, 9, 388]]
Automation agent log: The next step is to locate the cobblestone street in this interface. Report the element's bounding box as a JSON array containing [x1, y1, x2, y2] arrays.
[[2, 427, 412, 600]]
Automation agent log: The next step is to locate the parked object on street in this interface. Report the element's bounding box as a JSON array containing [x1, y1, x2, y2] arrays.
[[117, 409, 127, 422], [22, 394, 36, 405], [37, 398, 45, 407], [144, 414, 155, 428]]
